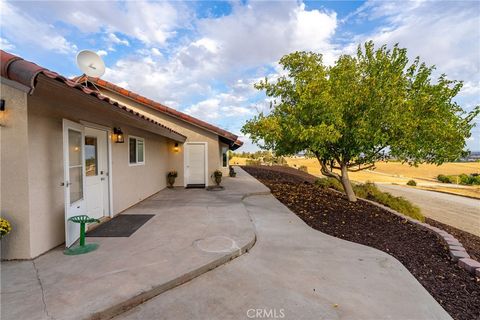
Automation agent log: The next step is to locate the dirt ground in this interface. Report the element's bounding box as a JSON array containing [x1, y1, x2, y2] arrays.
[[242, 165, 480, 320], [230, 157, 480, 198]]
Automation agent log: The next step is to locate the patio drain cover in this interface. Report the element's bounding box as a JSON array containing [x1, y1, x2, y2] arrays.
[[194, 236, 239, 253]]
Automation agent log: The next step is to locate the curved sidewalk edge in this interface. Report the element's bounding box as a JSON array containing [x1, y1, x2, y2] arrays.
[[90, 234, 256, 320], [360, 198, 480, 277]]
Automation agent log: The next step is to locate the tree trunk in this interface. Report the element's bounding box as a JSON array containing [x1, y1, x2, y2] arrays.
[[340, 164, 357, 202]]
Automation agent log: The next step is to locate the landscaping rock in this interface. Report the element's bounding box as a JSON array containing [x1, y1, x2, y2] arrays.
[[448, 245, 466, 252], [458, 258, 480, 274], [445, 239, 462, 246], [450, 250, 470, 262]]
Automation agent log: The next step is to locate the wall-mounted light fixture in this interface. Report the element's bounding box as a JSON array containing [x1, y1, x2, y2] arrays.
[[0, 99, 5, 111], [113, 127, 125, 143], [173, 142, 180, 152]]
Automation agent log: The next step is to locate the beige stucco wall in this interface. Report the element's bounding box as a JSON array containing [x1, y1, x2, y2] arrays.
[[0, 81, 31, 260], [1, 79, 173, 259], [98, 90, 224, 186], [110, 127, 168, 214]]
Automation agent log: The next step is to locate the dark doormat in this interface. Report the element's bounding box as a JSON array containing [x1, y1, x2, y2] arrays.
[[186, 184, 205, 189], [86, 214, 154, 237]]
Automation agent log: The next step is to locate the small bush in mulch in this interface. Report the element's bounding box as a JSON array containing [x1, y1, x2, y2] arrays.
[[242, 165, 480, 320], [315, 177, 344, 191], [315, 177, 423, 221], [298, 165, 308, 173], [353, 182, 424, 221]]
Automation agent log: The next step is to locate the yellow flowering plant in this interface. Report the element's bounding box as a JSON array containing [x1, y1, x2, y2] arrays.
[[0, 218, 12, 238]]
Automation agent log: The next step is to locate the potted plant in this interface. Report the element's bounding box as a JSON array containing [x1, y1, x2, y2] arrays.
[[0, 218, 12, 239], [213, 170, 223, 186], [229, 166, 236, 177], [167, 170, 178, 188]]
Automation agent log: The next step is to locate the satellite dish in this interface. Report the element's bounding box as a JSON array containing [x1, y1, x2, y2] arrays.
[[76, 50, 105, 78]]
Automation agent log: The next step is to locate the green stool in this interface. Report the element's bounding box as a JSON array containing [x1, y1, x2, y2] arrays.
[[64, 215, 100, 255]]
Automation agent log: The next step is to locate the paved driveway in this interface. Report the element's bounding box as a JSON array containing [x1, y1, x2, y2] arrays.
[[117, 168, 451, 320], [378, 184, 480, 236]]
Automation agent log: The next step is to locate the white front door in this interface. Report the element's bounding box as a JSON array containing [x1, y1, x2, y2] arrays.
[[185, 143, 207, 186], [85, 127, 109, 220], [63, 120, 86, 247]]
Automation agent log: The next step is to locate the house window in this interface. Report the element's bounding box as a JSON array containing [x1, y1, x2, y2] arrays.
[[129, 136, 145, 165], [221, 147, 228, 168]]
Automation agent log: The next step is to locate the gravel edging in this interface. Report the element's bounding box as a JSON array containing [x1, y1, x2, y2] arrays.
[[359, 197, 480, 276]]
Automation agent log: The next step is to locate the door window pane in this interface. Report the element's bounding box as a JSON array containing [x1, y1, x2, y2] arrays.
[[85, 136, 98, 176], [222, 147, 228, 167], [137, 139, 144, 163], [68, 129, 82, 167], [129, 138, 136, 163], [69, 167, 83, 203]]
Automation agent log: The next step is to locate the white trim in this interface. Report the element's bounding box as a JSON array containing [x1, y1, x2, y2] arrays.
[[127, 135, 145, 166], [183, 142, 208, 187], [79, 120, 111, 131], [62, 119, 86, 247], [107, 131, 114, 218], [83, 124, 113, 218]]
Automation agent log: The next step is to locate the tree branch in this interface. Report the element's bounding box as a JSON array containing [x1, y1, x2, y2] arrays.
[[314, 152, 341, 181], [348, 163, 375, 172]]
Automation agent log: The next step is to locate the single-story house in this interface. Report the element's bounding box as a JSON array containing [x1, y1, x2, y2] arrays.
[[0, 50, 242, 260]]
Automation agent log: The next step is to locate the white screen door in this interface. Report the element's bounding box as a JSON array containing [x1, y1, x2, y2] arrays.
[[63, 120, 86, 247], [186, 143, 206, 186], [85, 127, 109, 220]]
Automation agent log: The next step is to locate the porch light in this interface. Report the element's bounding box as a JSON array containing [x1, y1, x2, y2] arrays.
[[173, 142, 179, 152], [113, 127, 124, 143]]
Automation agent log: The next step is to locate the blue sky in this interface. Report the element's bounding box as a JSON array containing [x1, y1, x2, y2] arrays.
[[1, 0, 479, 151]]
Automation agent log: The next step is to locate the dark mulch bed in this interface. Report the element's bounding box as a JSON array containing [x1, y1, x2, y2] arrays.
[[242, 165, 480, 320], [426, 218, 480, 262]]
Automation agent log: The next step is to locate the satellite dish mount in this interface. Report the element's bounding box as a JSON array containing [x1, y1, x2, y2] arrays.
[[75, 50, 106, 91]]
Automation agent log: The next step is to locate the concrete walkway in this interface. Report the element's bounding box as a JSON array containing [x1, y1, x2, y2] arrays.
[[2, 168, 451, 320], [379, 184, 480, 236], [1, 171, 267, 320], [117, 168, 451, 320]]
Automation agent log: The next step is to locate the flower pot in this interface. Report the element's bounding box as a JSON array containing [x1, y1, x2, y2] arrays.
[[214, 176, 222, 186], [167, 176, 176, 188]]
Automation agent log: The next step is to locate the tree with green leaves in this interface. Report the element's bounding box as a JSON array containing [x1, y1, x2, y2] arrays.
[[242, 41, 479, 202]]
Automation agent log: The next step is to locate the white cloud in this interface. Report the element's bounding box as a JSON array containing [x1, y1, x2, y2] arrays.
[[96, 50, 108, 57], [184, 93, 253, 121], [0, 0, 77, 54], [103, 1, 338, 113], [0, 37, 15, 51], [106, 33, 129, 46]]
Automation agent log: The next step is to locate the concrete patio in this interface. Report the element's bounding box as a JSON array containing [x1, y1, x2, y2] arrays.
[[1, 167, 450, 320], [1, 171, 267, 320]]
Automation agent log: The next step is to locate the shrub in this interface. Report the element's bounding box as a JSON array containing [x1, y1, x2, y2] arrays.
[[437, 173, 480, 185], [406, 180, 417, 186], [246, 159, 261, 166], [315, 177, 344, 191], [353, 182, 424, 221], [298, 165, 308, 173], [437, 174, 452, 183]]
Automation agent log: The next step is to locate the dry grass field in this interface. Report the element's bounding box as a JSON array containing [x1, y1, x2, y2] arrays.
[[230, 156, 480, 198]]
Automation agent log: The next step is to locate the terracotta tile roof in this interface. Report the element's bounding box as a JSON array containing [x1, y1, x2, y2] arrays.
[[0, 50, 186, 141], [75, 75, 243, 149]]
